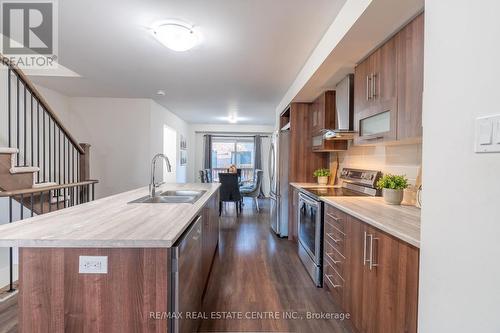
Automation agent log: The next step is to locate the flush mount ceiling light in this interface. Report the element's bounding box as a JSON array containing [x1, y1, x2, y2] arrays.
[[156, 90, 166, 96], [218, 115, 248, 124], [151, 20, 200, 52]]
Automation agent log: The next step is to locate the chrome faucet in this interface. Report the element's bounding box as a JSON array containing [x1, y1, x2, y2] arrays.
[[149, 153, 172, 197]]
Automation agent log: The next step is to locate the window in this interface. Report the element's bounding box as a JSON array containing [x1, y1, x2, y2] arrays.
[[211, 137, 255, 181]]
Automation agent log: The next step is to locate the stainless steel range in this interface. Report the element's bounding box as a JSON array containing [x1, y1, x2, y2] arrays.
[[297, 168, 381, 287]]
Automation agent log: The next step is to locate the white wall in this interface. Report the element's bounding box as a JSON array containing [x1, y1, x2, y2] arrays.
[[32, 86, 194, 198], [150, 101, 191, 183], [190, 124, 274, 196], [68, 97, 151, 199], [36, 84, 72, 127], [419, 2, 500, 332]]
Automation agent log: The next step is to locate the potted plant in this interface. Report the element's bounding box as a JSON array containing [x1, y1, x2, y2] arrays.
[[376, 174, 409, 205], [313, 168, 331, 186]]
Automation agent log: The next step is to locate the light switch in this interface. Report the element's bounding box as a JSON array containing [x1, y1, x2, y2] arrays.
[[495, 120, 500, 144], [475, 115, 500, 153], [478, 120, 493, 145]]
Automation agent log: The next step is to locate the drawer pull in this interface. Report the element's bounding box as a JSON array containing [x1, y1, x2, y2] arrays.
[[325, 274, 341, 288], [326, 212, 340, 222], [325, 220, 346, 236], [326, 252, 340, 265], [326, 233, 341, 243]]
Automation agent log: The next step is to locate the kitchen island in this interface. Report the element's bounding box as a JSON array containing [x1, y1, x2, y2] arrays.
[[0, 182, 220, 333]]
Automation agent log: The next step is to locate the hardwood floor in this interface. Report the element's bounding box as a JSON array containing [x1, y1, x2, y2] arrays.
[[200, 198, 355, 332], [0, 294, 17, 333], [0, 198, 355, 333]]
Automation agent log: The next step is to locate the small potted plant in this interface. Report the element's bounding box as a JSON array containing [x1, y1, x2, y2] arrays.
[[313, 168, 331, 186], [376, 174, 409, 205]]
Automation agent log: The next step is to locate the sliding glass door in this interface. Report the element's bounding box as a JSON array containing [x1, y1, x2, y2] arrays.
[[211, 137, 255, 182]]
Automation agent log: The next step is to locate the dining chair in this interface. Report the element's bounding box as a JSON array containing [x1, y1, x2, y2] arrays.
[[240, 169, 264, 212], [218, 173, 242, 216], [204, 169, 213, 183], [199, 170, 206, 183]]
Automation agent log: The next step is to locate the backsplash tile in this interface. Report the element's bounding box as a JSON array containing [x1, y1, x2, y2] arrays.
[[331, 143, 422, 185]]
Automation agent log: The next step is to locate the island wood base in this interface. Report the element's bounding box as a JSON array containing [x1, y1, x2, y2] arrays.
[[19, 247, 169, 333]]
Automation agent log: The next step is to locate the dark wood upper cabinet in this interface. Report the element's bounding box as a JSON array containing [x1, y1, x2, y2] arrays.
[[310, 91, 336, 135], [310, 91, 349, 152], [354, 36, 398, 146], [396, 13, 424, 141], [354, 13, 423, 145]]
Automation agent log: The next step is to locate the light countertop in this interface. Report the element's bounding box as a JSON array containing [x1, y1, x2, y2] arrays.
[[0, 183, 220, 248], [290, 182, 338, 189], [290, 183, 421, 248], [321, 197, 420, 248]]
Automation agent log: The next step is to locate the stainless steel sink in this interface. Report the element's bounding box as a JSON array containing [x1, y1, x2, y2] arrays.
[[128, 190, 206, 204]]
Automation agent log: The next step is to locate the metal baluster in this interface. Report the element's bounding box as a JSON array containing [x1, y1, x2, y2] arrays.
[[24, 86, 27, 166], [31, 94, 33, 170], [48, 190, 52, 212], [43, 109, 46, 182], [20, 194, 24, 219], [57, 188, 60, 210], [72, 147, 75, 182], [65, 138, 69, 185], [48, 116, 51, 182], [92, 183, 95, 200], [8, 197, 14, 292], [77, 151, 80, 182], [53, 121, 56, 182], [30, 193, 34, 217], [40, 191, 44, 214], [58, 127, 61, 185], [86, 184, 90, 202], [37, 99, 40, 180], [8, 68, 11, 147], [16, 77, 20, 165]]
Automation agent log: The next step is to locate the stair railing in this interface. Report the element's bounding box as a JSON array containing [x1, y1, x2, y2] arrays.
[[1, 54, 88, 185], [0, 54, 97, 295]]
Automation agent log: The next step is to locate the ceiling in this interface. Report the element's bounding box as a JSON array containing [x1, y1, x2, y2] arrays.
[[30, 0, 347, 125]]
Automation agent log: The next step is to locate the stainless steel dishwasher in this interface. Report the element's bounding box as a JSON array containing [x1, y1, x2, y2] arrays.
[[169, 216, 202, 333]]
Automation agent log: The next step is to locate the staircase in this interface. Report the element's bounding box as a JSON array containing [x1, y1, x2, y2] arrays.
[[0, 54, 98, 295]]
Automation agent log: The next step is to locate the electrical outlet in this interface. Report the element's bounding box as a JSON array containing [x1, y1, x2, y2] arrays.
[[79, 256, 108, 274]]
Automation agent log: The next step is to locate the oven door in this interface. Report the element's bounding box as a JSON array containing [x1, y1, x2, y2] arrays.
[[298, 193, 322, 265]]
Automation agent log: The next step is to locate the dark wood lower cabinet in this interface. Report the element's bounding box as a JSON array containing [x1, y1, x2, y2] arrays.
[[202, 192, 220, 294], [324, 204, 419, 333]]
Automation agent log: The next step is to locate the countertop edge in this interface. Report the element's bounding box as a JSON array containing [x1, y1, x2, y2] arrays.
[[0, 183, 221, 248], [320, 197, 420, 248]]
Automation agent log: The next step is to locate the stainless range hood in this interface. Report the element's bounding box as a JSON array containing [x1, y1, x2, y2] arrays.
[[323, 74, 356, 140]]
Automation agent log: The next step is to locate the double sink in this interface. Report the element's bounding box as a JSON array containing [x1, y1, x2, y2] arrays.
[[129, 190, 206, 204]]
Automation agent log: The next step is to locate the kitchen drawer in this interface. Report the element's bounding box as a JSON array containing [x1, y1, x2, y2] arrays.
[[324, 221, 345, 255], [323, 262, 344, 301], [324, 240, 345, 278], [324, 205, 346, 233]]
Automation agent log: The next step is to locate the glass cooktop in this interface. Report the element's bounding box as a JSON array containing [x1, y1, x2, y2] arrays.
[[301, 187, 369, 198]]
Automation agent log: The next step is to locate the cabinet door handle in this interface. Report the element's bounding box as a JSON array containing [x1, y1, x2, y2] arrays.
[[326, 252, 340, 265], [368, 233, 379, 270], [363, 231, 368, 266], [371, 73, 377, 98], [366, 75, 371, 100], [325, 274, 341, 288]]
